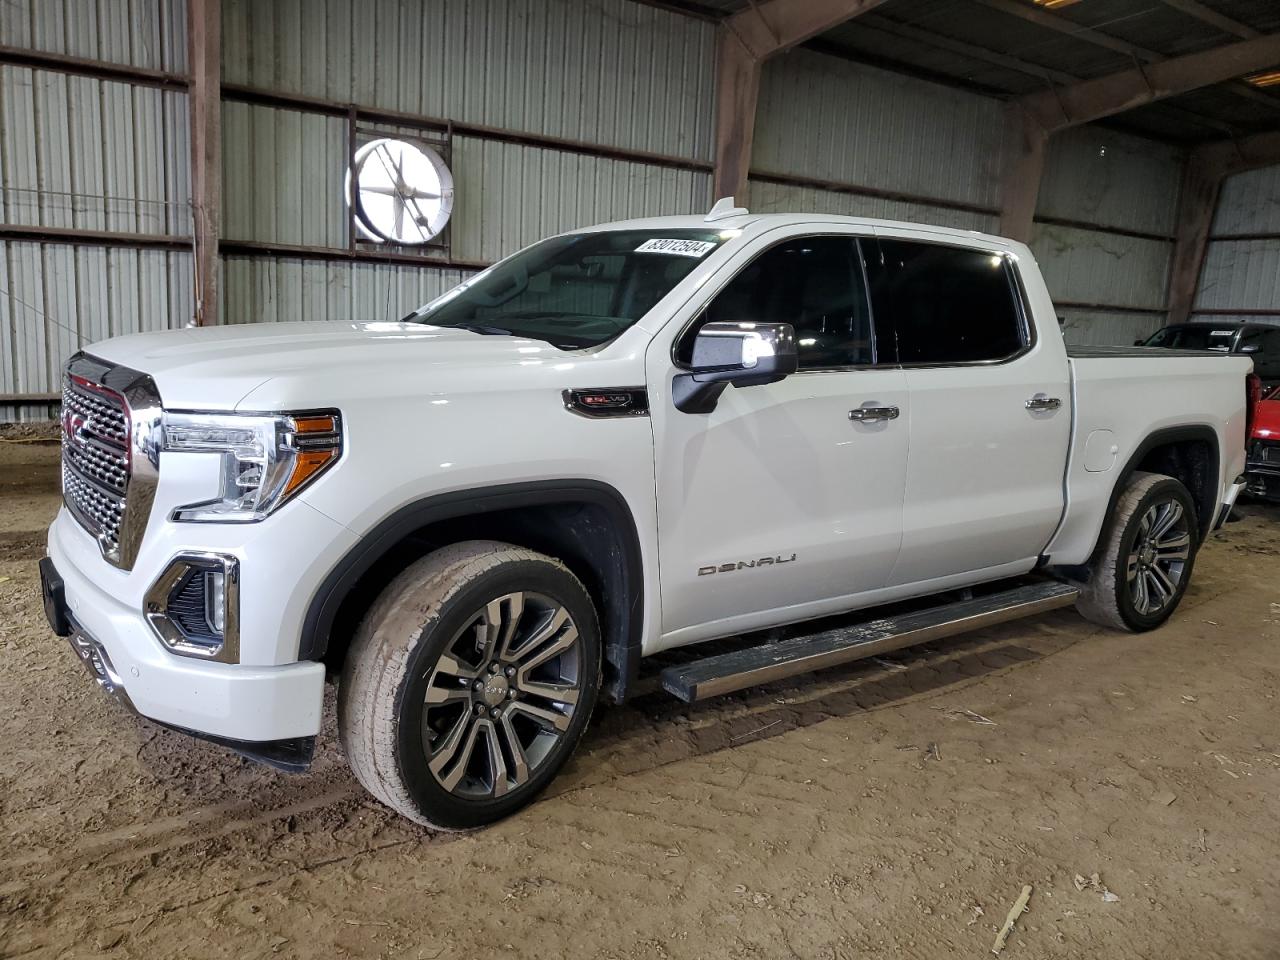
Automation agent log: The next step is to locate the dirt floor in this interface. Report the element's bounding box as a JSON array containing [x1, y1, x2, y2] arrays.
[[3, 436, 1280, 960]]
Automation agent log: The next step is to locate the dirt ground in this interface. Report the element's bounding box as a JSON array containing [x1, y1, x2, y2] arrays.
[[3, 436, 1280, 960]]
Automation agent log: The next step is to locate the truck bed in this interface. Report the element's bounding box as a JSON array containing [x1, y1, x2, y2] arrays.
[[1044, 350, 1252, 566]]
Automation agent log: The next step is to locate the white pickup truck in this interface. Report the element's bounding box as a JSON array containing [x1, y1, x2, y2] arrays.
[[42, 201, 1252, 829]]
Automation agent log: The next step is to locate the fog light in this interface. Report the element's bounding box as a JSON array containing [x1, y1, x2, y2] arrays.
[[205, 570, 226, 635], [144, 554, 240, 663]]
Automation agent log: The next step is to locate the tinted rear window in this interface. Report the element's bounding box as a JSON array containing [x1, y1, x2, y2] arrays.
[[867, 239, 1026, 365]]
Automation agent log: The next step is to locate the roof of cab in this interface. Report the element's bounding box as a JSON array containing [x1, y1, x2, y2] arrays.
[[577, 211, 1020, 252]]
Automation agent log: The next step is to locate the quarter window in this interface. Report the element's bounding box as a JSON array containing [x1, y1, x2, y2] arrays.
[[867, 239, 1026, 365], [678, 236, 875, 368]]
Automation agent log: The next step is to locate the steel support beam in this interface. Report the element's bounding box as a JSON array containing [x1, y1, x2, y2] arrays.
[[999, 33, 1280, 241], [1167, 130, 1280, 325], [1154, 0, 1259, 40], [189, 0, 221, 326], [998, 105, 1049, 242], [1019, 34, 1280, 133], [712, 0, 888, 201]]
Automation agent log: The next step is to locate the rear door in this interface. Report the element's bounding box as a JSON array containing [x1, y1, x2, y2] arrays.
[[868, 229, 1071, 586]]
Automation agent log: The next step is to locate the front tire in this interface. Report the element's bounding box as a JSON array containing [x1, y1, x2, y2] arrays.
[[1075, 471, 1198, 632], [338, 541, 601, 829]]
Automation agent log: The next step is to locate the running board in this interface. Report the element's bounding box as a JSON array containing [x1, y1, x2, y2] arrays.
[[659, 581, 1080, 703]]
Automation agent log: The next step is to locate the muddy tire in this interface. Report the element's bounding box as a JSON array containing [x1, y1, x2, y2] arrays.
[[1075, 471, 1199, 632], [338, 540, 600, 830]]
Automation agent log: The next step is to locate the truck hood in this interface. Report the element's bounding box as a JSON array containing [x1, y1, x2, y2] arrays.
[[87, 321, 597, 409]]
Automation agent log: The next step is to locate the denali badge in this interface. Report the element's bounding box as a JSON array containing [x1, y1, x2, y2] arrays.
[[698, 554, 796, 576]]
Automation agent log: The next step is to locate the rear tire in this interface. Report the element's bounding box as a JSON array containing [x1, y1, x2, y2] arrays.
[[338, 540, 601, 830], [1075, 471, 1198, 632]]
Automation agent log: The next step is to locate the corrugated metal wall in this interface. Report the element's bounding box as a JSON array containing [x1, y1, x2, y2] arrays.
[[0, 0, 188, 72], [0, 66, 190, 235], [0, 0, 1209, 423], [0, 0, 717, 421], [753, 51, 1004, 215], [216, 0, 717, 338], [750, 51, 1181, 347], [1194, 164, 1280, 326], [1, 0, 193, 419], [220, 0, 714, 163]]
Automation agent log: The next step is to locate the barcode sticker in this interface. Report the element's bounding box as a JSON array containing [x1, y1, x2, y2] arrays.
[[635, 238, 716, 258]]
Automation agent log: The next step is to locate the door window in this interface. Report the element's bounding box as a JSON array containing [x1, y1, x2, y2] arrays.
[[678, 235, 875, 368], [867, 239, 1027, 365]]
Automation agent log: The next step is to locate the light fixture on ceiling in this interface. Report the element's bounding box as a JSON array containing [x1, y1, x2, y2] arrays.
[[1245, 71, 1280, 88], [1032, 0, 1083, 8]]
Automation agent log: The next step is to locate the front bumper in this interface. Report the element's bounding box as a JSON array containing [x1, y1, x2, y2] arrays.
[[41, 543, 327, 750]]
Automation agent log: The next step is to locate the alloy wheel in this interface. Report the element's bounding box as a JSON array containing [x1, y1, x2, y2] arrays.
[[1126, 498, 1192, 616], [421, 592, 582, 799]]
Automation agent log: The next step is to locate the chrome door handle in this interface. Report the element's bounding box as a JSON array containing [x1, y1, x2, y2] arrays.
[[1025, 395, 1062, 412], [849, 405, 900, 423]]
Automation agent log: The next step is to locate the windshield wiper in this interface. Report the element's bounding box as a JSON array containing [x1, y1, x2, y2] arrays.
[[443, 322, 515, 337]]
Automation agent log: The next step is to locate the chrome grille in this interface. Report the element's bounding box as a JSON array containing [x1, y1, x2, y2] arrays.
[[62, 373, 131, 557], [62, 375, 129, 444]]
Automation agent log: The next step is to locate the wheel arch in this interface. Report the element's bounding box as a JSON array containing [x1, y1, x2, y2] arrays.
[[1103, 425, 1220, 549], [300, 480, 645, 703]]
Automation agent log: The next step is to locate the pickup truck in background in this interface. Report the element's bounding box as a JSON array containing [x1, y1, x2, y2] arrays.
[[41, 202, 1252, 829], [1140, 320, 1280, 390]]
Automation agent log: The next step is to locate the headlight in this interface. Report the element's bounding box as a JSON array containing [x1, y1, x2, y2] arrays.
[[164, 410, 342, 522]]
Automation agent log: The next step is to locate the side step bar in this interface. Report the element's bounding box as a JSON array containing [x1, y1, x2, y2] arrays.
[[660, 581, 1080, 703]]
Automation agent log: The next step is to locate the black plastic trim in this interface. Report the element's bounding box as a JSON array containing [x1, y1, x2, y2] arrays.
[[1102, 425, 1221, 546], [39, 557, 72, 637], [298, 480, 645, 700], [156, 723, 316, 773]]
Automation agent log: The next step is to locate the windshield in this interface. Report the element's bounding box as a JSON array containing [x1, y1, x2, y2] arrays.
[[1143, 325, 1241, 352], [407, 229, 730, 349]]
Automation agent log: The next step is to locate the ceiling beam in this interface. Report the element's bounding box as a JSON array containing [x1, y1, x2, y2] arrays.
[[1167, 129, 1280, 324], [999, 33, 1280, 240], [855, 14, 1239, 138], [1154, 0, 1259, 40], [975, 0, 1280, 118], [1018, 33, 1280, 132], [971, 0, 1163, 61], [714, 0, 888, 200]]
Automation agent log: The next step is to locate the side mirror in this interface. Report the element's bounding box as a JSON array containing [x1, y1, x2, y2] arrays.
[[1133, 338, 1145, 346], [672, 321, 798, 414]]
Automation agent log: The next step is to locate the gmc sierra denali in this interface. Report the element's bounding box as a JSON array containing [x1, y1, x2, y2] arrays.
[[41, 200, 1252, 829]]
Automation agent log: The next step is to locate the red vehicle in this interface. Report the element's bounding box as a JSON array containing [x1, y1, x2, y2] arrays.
[[1246, 379, 1280, 503]]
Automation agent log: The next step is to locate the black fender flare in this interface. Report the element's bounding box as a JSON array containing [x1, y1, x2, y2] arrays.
[[298, 480, 645, 701], [1102, 424, 1221, 546]]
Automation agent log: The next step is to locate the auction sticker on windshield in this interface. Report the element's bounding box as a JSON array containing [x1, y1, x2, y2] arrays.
[[635, 238, 717, 257]]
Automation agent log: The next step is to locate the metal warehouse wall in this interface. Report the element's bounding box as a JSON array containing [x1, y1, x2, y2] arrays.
[[0, 0, 1200, 423], [0, 0, 191, 420], [1193, 164, 1280, 327], [217, 0, 716, 324], [749, 50, 1182, 347]]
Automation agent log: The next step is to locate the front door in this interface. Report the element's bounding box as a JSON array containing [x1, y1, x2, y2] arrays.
[[647, 230, 910, 651]]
